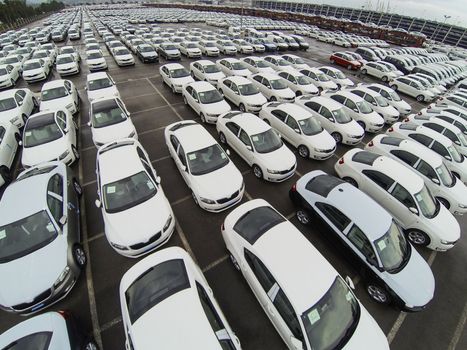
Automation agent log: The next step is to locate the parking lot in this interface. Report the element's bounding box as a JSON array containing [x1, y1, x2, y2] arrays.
[[1, 18, 466, 350]]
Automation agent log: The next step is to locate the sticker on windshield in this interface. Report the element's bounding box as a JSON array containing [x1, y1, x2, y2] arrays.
[[299, 120, 305, 125], [46, 223, 55, 232], [0, 230, 5, 240], [415, 194, 423, 202], [251, 136, 259, 142], [308, 309, 320, 325], [94, 113, 103, 119], [377, 240, 387, 251], [120, 113, 126, 118], [107, 186, 116, 194], [147, 181, 155, 189], [221, 152, 226, 159], [188, 154, 197, 160]]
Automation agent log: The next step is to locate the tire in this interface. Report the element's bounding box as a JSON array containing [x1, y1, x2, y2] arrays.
[[0, 166, 12, 185], [296, 91, 302, 96], [343, 177, 358, 188], [72, 178, 83, 197], [298, 145, 309, 158], [331, 132, 342, 143], [357, 120, 366, 131], [263, 119, 270, 125], [390, 84, 398, 91], [416, 95, 425, 102], [437, 197, 450, 210], [361, 69, 367, 75], [296, 208, 311, 225], [72, 145, 80, 161], [200, 113, 206, 123], [229, 253, 240, 271], [366, 282, 391, 304], [405, 229, 431, 247], [239, 103, 246, 112], [219, 132, 227, 144], [192, 191, 199, 206], [270, 96, 277, 102], [73, 244, 87, 269], [252, 164, 263, 179]]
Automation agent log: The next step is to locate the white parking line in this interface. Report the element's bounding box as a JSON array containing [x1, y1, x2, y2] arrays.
[[448, 300, 467, 350], [175, 218, 198, 264], [202, 255, 229, 273], [83, 179, 97, 188], [146, 78, 185, 121], [171, 195, 192, 206], [151, 154, 171, 164], [99, 316, 122, 333], [244, 191, 253, 201], [130, 102, 184, 116], [87, 232, 105, 244]]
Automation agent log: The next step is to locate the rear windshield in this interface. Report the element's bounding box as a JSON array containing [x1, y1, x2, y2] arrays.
[[305, 174, 345, 197], [233, 206, 285, 244]]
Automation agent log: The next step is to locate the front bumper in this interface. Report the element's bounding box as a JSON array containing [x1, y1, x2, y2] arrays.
[[199, 188, 244, 212]]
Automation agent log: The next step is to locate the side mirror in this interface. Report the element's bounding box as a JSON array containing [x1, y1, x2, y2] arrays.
[[409, 207, 419, 215], [18, 140, 23, 146], [432, 178, 440, 184], [95, 199, 102, 208], [226, 149, 231, 156], [444, 155, 452, 161], [455, 140, 461, 146], [63, 127, 69, 133], [246, 145, 253, 151], [58, 215, 67, 226], [294, 128, 301, 134], [87, 121, 91, 127], [17, 100, 23, 106], [345, 276, 355, 290], [84, 86, 88, 90], [156, 176, 161, 184], [289, 336, 303, 350], [328, 117, 335, 122]]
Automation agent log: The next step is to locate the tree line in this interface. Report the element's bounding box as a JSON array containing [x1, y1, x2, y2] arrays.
[[0, 0, 65, 27]]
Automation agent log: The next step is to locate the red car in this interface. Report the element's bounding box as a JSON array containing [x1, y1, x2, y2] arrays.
[[330, 52, 362, 70]]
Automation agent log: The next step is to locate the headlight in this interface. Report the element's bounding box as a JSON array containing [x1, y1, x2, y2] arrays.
[[163, 215, 172, 231], [110, 242, 128, 250], [267, 168, 280, 174], [459, 204, 467, 209], [200, 197, 216, 204], [54, 266, 71, 287], [59, 150, 70, 160], [440, 240, 453, 245]]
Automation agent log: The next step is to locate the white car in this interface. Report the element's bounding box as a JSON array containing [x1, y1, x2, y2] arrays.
[[249, 72, 296, 103], [326, 90, 385, 132], [179, 42, 202, 58], [232, 39, 254, 54], [59, 45, 80, 62], [349, 86, 400, 123], [319, 66, 354, 88], [190, 60, 226, 86], [296, 95, 364, 144], [218, 76, 267, 113], [435, 94, 467, 113], [85, 49, 108, 71], [88, 97, 137, 147], [22, 58, 50, 83], [277, 70, 319, 96], [282, 54, 310, 69], [0, 88, 38, 127], [299, 67, 339, 92], [335, 149, 461, 251], [165, 120, 244, 212], [366, 83, 411, 117], [31, 50, 54, 68], [160, 63, 195, 93], [40, 80, 79, 115], [95, 139, 174, 257], [365, 134, 467, 215], [417, 107, 467, 134], [361, 61, 398, 82], [1, 54, 25, 73], [217, 111, 297, 181], [222, 199, 390, 350], [387, 122, 467, 183], [389, 77, 435, 102], [240, 56, 275, 74], [216, 58, 251, 77], [215, 40, 237, 55], [0, 64, 20, 89], [86, 72, 120, 102], [119, 247, 241, 349], [197, 40, 220, 56], [0, 121, 20, 187], [259, 102, 336, 159], [112, 47, 135, 66], [55, 54, 80, 76], [21, 109, 78, 167], [263, 55, 297, 73], [182, 81, 231, 124]]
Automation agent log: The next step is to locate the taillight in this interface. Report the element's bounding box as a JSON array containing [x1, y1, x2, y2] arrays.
[[438, 97, 444, 101], [427, 105, 432, 109], [338, 157, 344, 164], [388, 127, 394, 132], [368, 140, 374, 147], [291, 183, 297, 192]]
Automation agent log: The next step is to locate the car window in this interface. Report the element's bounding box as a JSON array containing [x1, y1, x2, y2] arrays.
[[253, 75, 263, 83], [319, 106, 333, 119], [430, 141, 450, 158], [362, 169, 395, 191], [196, 282, 225, 333], [410, 133, 432, 147], [424, 122, 444, 133], [304, 101, 321, 113], [390, 183, 416, 208], [244, 248, 276, 292], [390, 150, 418, 166], [271, 109, 287, 122], [344, 98, 357, 111], [239, 129, 251, 146], [330, 95, 345, 104], [0, 126, 5, 143], [285, 115, 299, 130], [226, 122, 240, 136], [347, 224, 376, 260], [1, 331, 53, 350], [416, 159, 437, 180], [56, 112, 67, 130], [315, 202, 351, 231], [274, 289, 304, 341], [223, 79, 231, 89], [177, 144, 187, 167], [16, 89, 26, 98]]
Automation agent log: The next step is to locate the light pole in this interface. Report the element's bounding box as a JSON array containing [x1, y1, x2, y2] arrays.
[[357, 5, 364, 21], [240, 0, 244, 37], [432, 14, 451, 41]]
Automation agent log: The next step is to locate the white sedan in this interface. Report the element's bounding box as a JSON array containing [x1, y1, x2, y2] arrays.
[[190, 60, 226, 86], [22, 58, 50, 83], [0, 64, 20, 89], [182, 81, 231, 124], [217, 111, 297, 181], [88, 97, 137, 147], [0, 88, 37, 127], [277, 70, 319, 96], [96, 139, 174, 257], [218, 76, 267, 113], [366, 83, 411, 117], [165, 120, 244, 212], [216, 58, 251, 77], [240, 56, 275, 74], [349, 86, 400, 124], [0, 121, 20, 187], [119, 247, 241, 349], [21, 109, 78, 167], [361, 61, 398, 82], [86, 72, 120, 102], [160, 63, 195, 94], [40, 79, 80, 115], [249, 72, 296, 103], [179, 42, 202, 58], [85, 49, 108, 71], [319, 66, 354, 88], [55, 54, 80, 76], [112, 47, 135, 66], [259, 102, 336, 159]]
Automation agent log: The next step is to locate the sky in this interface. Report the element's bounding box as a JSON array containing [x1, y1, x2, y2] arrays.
[[278, 0, 467, 26]]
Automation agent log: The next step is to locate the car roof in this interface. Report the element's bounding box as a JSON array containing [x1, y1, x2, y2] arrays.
[[335, 90, 364, 101], [226, 75, 250, 84], [189, 81, 216, 92], [230, 113, 269, 135], [172, 122, 216, 152], [86, 72, 109, 81], [195, 59, 216, 66], [163, 63, 184, 70], [395, 122, 454, 147], [219, 57, 240, 63], [298, 95, 342, 109], [267, 102, 311, 120], [254, 72, 280, 80], [0, 88, 22, 98]]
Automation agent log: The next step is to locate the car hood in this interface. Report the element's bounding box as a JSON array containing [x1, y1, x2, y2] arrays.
[[0, 236, 67, 307], [57, 63, 76, 70], [187, 48, 201, 53], [275, 87, 296, 99], [88, 86, 120, 102], [233, 69, 251, 77], [191, 161, 243, 200], [202, 100, 231, 115], [343, 120, 365, 136], [21, 137, 68, 167], [205, 72, 225, 81], [40, 97, 73, 112], [337, 78, 354, 86], [141, 52, 157, 57], [242, 93, 268, 105], [173, 76, 195, 86], [392, 99, 411, 112], [87, 58, 106, 64], [92, 119, 135, 145], [429, 204, 461, 242], [376, 105, 399, 117], [116, 54, 133, 60], [257, 144, 296, 171], [103, 192, 172, 246], [23, 68, 44, 76], [308, 130, 337, 149]]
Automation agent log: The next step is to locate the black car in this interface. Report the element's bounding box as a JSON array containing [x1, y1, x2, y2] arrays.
[[136, 44, 159, 63]]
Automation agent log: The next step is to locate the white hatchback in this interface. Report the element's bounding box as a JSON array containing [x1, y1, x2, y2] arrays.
[[40, 79, 79, 115]]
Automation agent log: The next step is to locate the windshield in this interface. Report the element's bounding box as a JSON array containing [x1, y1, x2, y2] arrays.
[[270, 79, 287, 90], [24, 61, 41, 70], [256, 60, 269, 68], [332, 108, 352, 124], [448, 145, 463, 162], [140, 46, 154, 52], [389, 91, 402, 101], [231, 62, 246, 70], [24, 114, 62, 147], [415, 185, 439, 218], [375, 95, 389, 107], [198, 89, 223, 104], [186, 43, 197, 48], [57, 56, 73, 64], [317, 73, 330, 82], [0, 211, 58, 263], [92, 101, 127, 128], [41, 87, 68, 101], [336, 71, 346, 79], [163, 44, 177, 50], [251, 129, 283, 153], [205, 42, 216, 47], [302, 277, 360, 350], [374, 221, 410, 272], [204, 64, 220, 73], [88, 77, 112, 91], [115, 49, 130, 56], [4, 57, 19, 64], [187, 144, 229, 176], [299, 117, 323, 136], [457, 132, 467, 146], [297, 75, 314, 85], [170, 68, 190, 78], [103, 171, 157, 213], [436, 164, 454, 187], [88, 52, 103, 59], [356, 100, 373, 114], [0, 68, 7, 75], [62, 48, 73, 54], [238, 83, 259, 96], [0, 98, 16, 112], [278, 59, 292, 66]]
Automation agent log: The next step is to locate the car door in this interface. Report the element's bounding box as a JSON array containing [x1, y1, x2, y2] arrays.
[[268, 109, 289, 142], [238, 128, 255, 166], [387, 182, 419, 226], [171, 135, 190, 185], [224, 121, 241, 154], [190, 88, 201, 114], [221, 79, 234, 103], [161, 66, 170, 85], [0, 126, 12, 166], [184, 85, 196, 110], [283, 114, 301, 147]]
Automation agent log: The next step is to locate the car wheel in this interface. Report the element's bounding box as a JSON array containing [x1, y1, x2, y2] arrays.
[[84, 340, 98, 350], [219, 132, 227, 144], [416, 95, 425, 102], [252, 164, 263, 179], [296, 208, 311, 225], [357, 121, 366, 131], [298, 145, 309, 158], [361, 69, 367, 75], [331, 132, 342, 143], [239, 103, 246, 112], [296, 91, 302, 96], [270, 96, 277, 102], [367, 283, 391, 304], [72, 145, 80, 161], [382, 76, 388, 82], [437, 197, 450, 210], [72, 178, 83, 197], [0, 166, 12, 185], [343, 177, 358, 188], [405, 229, 430, 247], [390, 84, 398, 91], [200, 113, 206, 123], [73, 244, 87, 269]]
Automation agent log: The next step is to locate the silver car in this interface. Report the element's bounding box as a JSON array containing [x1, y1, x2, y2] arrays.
[[0, 161, 85, 314]]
